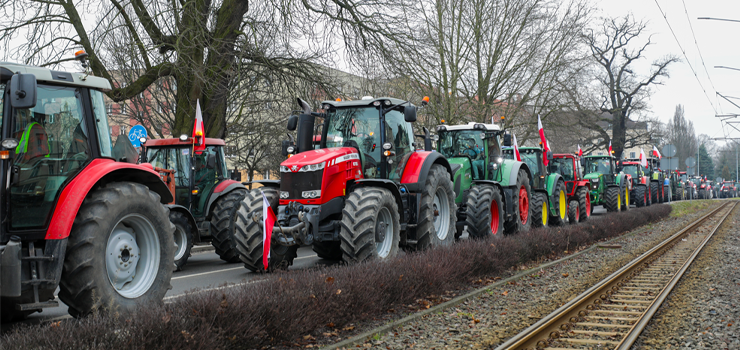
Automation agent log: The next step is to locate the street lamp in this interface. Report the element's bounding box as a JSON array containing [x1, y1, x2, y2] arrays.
[[698, 17, 740, 23]]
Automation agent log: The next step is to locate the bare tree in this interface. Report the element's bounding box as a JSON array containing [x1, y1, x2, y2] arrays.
[[582, 15, 679, 159]]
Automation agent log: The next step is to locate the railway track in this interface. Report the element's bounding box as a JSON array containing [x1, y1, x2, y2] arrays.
[[496, 201, 737, 350]]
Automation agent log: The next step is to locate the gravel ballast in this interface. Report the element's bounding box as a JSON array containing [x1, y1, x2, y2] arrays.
[[332, 201, 722, 349]]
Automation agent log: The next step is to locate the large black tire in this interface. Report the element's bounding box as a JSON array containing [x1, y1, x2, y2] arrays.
[[234, 188, 298, 272], [605, 186, 621, 212], [621, 185, 630, 211], [635, 185, 646, 207], [550, 181, 568, 226], [567, 200, 579, 224], [504, 169, 532, 234], [530, 192, 549, 228], [650, 181, 659, 204], [312, 241, 342, 260], [416, 164, 456, 249], [170, 211, 194, 271], [698, 189, 705, 200], [58, 182, 175, 318], [663, 185, 670, 203], [0, 298, 35, 322], [577, 186, 590, 222], [464, 185, 505, 239], [210, 188, 247, 263], [339, 187, 400, 264]]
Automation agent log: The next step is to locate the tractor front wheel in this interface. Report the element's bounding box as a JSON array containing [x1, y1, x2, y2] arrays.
[[650, 182, 659, 204], [210, 188, 248, 263], [416, 164, 456, 250], [312, 241, 343, 260], [568, 200, 579, 224], [59, 182, 175, 318], [234, 188, 298, 272], [170, 211, 194, 271], [577, 187, 590, 222], [339, 187, 400, 263], [663, 185, 670, 203], [550, 181, 567, 226], [505, 169, 532, 234], [635, 185, 646, 207], [605, 187, 621, 212], [464, 185, 504, 239], [621, 186, 630, 211], [530, 192, 548, 228]]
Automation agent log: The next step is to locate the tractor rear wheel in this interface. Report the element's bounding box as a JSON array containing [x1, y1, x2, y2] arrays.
[[312, 241, 342, 260], [210, 188, 248, 263], [568, 200, 579, 224], [550, 181, 567, 226], [504, 169, 532, 234], [234, 188, 298, 272], [59, 182, 175, 318], [464, 185, 504, 239], [530, 192, 548, 228], [621, 185, 630, 211], [577, 187, 590, 222], [170, 211, 194, 271], [635, 185, 646, 207], [663, 185, 670, 203], [339, 187, 400, 264], [416, 164, 456, 250], [605, 186, 621, 212], [650, 182, 659, 204]]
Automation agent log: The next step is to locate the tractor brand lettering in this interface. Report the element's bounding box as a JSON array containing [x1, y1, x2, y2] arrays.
[[291, 165, 299, 172], [329, 153, 361, 166]]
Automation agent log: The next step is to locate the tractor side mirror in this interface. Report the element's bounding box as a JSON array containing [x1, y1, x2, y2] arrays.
[[503, 132, 512, 147], [657, 160, 661, 168], [547, 164, 558, 174], [287, 115, 298, 131], [404, 105, 417, 122], [9, 73, 37, 109], [546, 151, 553, 161], [580, 157, 585, 167], [230, 168, 241, 181], [423, 127, 432, 151], [206, 153, 217, 169]]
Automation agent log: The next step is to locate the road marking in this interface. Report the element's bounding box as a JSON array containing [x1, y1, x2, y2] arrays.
[[171, 254, 318, 280]]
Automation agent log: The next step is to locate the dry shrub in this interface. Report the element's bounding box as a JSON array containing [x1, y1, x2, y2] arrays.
[[1, 205, 671, 350]]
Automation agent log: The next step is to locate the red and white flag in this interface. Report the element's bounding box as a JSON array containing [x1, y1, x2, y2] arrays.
[[639, 148, 648, 167], [192, 99, 206, 153], [537, 115, 550, 165], [608, 140, 613, 155], [652, 145, 662, 159], [513, 134, 522, 161], [262, 191, 277, 270], [577, 144, 583, 157]]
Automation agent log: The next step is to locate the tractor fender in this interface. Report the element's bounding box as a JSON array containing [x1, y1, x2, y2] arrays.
[[401, 151, 453, 193], [545, 174, 564, 197], [45, 159, 173, 240], [166, 204, 200, 241], [350, 179, 404, 217], [242, 180, 280, 189], [204, 181, 247, 218], [503, 162, 533, 188]]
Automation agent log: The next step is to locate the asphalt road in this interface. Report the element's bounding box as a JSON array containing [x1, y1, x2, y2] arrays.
[[3, 205, 612, 330]]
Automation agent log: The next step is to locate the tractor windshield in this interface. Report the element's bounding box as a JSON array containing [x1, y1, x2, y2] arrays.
[[438, 130, 485, 160], [584, 157, 612, 175], [622, 164, 638, 177], [519, 149, 543, 177], [680, 174, 688, 181], [551, 157, 574, 181]]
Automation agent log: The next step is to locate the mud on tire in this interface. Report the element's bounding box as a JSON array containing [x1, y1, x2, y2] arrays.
[[465, 185, 504, 238], [530, 192, 548, 228], [170, 211, 194, 271], [504, 169, 532, 234], [339, 187, 400, 264], [234, 188, 298, 273], [210, 188, 247, 263], [58, 182, 175, 318]]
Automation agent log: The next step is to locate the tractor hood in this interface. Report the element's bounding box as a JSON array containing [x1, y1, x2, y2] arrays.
[[280, 147, 358, 171], [584, 172, 602, 181]]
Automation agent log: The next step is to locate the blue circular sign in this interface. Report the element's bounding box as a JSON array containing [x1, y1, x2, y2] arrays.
[[128, 125, 147, 147]]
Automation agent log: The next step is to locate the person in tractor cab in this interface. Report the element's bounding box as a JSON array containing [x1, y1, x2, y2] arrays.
[[192, 150, 217, 215], [14, 108, 50, 165]]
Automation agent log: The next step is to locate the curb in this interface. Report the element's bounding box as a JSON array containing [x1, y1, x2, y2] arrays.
[[191, 245, 215, 254], [321, 214, 670, 350]]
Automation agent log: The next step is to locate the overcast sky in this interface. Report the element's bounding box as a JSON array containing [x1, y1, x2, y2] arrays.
[[594, 0, 740, 145]]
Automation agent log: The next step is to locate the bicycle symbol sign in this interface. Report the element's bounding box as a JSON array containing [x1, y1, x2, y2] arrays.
[[128, 125, 147, 147]]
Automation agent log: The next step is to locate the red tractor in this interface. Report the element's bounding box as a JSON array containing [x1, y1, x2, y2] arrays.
[[620, 161, 651, 207], [141, 136, 246, 269], [235, 97, 456, 271], [551, 154, 590, 223], [0, 60, 174, 321]]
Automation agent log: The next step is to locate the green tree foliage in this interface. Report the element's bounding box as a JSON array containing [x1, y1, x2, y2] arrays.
[[698, 144, 714, 179]]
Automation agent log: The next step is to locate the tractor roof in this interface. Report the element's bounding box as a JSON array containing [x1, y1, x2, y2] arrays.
[[436, 122, 501, 131], [553, 153, 576, 159], [0, 61, 112, 91], [584, 154, 613, 159], [622, 161, 641, 165], [321, 97, 407, 108], [145, 138, 226, 147]]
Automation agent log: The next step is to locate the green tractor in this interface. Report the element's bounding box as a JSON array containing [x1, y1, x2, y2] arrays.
[[435, 122, 534, 238], [582, 155, 631, 212], [503, 147, 568, 227]]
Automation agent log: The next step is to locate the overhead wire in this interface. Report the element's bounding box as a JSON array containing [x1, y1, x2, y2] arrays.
[[681, 0, 723, 114]]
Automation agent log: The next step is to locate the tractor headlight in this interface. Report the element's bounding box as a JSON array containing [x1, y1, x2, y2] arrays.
[[302, 190, 321, 198], [280, 165, 290, 172], [492, 163, 499, 170], [286, 146, 295, 154], [299, 161, 326, 172], [280, 191, 289, 199], [496, 157, 503, 163]]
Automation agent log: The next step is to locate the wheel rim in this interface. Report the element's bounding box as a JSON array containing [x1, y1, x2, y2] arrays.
[[625, 187, 629, 207], [519, 186, 529, 224], [106, 214, 160, 299], [575, 205, 579, 223], [490, 198, 500, 235], [617, 193, 621, 210], [586, 193, 591, 217], [173, 224, 187, 261], [542, 201, 548, 226], [432, 187, 451, 240], [559, 190, 566, 219], [375, 207, 394, 258]]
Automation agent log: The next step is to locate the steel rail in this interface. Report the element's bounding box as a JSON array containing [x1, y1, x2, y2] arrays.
[[496, 202, 735, 350]]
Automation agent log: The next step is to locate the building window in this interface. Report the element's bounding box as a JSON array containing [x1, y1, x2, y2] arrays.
[[225, 145, 238, 158], [597, 152, 603, 155], [121, 103, 127, 114], [106, 104, 113, 114], [630, 152, 635, 158]]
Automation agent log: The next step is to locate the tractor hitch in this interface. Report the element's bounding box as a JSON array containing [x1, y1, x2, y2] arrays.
[[251, 212, 301, 246]]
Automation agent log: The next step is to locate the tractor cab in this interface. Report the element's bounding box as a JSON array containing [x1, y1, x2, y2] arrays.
[[436, 122, 503, 182], [621, 161, 648, 185], [503, 147, 553, 190], [583, 155, 618, 184]]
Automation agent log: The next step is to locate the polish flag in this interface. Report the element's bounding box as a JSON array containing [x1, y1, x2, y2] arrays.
[[513, 134, 522, 161], [652, 145, 662, 159], [193, 99, 206, 153], [608, 140, 613, 155], [639, 148, 648, 167], [537, 115, 549, 165], [262, 191, 277, 270], [577, 144, 583, 157]]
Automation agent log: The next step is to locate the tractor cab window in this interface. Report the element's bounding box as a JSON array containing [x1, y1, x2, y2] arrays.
[[552, 157, 574, 181], [325, 107, 381, 178], [584, 157, 611, 175], [6, 84, 91, 229], [438, 130, 486, 180], [192, 146, 220, 216], [520, 149, 543, 177], [384, 110, 413, 180], [90, 90, 113, 157], [680, 174, 688, 182], [623, 165, 638, 178]]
